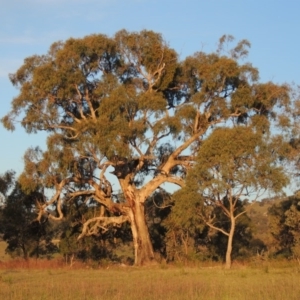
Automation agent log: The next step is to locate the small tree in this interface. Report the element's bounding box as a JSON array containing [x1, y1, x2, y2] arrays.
[[0, 181, 55, 259], [173, 126, 289, 268], [208, 199, 254, 261]]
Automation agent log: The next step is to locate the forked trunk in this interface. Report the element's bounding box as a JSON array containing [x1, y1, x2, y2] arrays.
[[225, 217, 235, 269], [127, 201, 155, 266]]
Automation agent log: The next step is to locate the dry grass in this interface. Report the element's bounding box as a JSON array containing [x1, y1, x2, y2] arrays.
[[0, 260, 300, 300]]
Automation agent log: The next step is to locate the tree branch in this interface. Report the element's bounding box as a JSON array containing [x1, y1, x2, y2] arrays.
[[140, 175, 184, 202], [84, 87, 97, 120], [78, 215, 129, 240], [205, 221, 230, 237]]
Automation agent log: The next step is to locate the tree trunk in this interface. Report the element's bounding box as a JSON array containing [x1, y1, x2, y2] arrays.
[[21, 243, 28, 260], [35, 238, 40, 259], [225, 217, 235, 269], [127, 201, 155, 266]]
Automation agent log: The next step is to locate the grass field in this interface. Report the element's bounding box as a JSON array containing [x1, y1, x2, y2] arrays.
[[0, 261, 300, 300]]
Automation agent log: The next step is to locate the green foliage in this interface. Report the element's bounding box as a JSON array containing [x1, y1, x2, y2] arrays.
[[0, 170, 15, 203], [194, 126, 288, 197], [268, 194, 300, 258], [2, 31, 290, 190], [246, 199, 279, 256], [163, 186, 209, 262], [57, 198, 132, 264], [0, 182, 56, 259], [59, 228, 115, 264], [166, 188, 255, 262], [144, 189, 173, 259]]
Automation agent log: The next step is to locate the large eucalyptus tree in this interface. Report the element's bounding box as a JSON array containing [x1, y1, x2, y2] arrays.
[[2, 31, 291, 265]]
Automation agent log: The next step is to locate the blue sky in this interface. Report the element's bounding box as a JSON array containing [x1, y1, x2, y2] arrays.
[[1, 0, 300, 177]]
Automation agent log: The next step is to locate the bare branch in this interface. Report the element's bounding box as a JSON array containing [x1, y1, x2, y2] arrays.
[[78, 215, 129, 240], [48, 124, 78, 132], [67, 189, 95, 201], [66, 111, 82, 124], [84, 87, 97, 120], [234, 209, 248, 220], [48, 196, 64, 221], [74, 85, 86, 120], [140, 175, 184, 202]]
